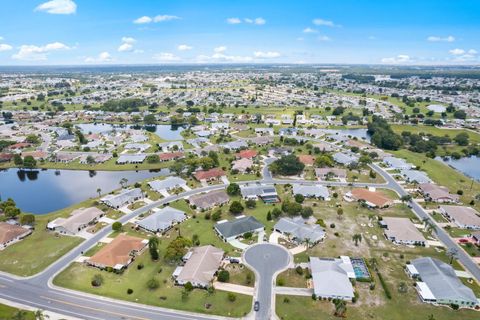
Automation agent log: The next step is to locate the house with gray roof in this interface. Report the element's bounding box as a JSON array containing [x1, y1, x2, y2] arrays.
[[47, 207, 104, 235], [383, 156, 412, 170], [101, 188, 143, 209], [214, 216, 264, 242], [148, 177, 187, 193], [439, 205, 480, 230], [400, 169, 432, 184], [381, 217, 426, 246], [222, 140, 248, 151], [292, 184, 330, 200], [315, 168, 347, 181], [240, 184, 279, 203], [136, 206, 187, 233], [310, 256, 355, 301], [116, 154, 146, 164], [333, 152, 358, 165], [158, 141, 184, 152], [407, 257, 478, 308], [274, 217, 325, 246], [189, 189, 230, 211]]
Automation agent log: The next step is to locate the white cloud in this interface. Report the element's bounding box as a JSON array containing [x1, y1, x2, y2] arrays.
[[449, 48, 465, 55], [0, 44, 13, 52], [153, 15, 180, 22], [303, 27, 317, 33], [85, 51, 112, 63], [12, 42, 70, 61], [118, 37, 136, 52], [312, 18, 337, 27], [468, 49, 478, 55], [196, 52, 253, 63], [153, 52, 181, 62], [133, 16, 152, 24], [318, 35, 331, 41], [381, 54, 412, 64], [177, 44, 193, 51], [134, 15, 180, 24], [35, 0, 76, 15], [227, 17, 242, 24], [253, 51, 281, 58], [214, 46, 227, 53], [254, 17, 266, 25], [0, 36, 3, 41], [133, 49, 144, 54], [427, 35, 455, 42]]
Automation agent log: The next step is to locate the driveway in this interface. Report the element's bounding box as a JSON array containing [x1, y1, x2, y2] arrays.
[[243, 243, 291, 320]]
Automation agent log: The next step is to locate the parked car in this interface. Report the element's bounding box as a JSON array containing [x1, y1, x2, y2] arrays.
[[254, 301, 260, 312]]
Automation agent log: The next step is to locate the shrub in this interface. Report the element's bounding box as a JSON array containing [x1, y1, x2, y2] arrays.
[[137, 263, 144, 270], [330, 223, 335, 228], [112, 222, 123, 231], [127, 288, 133, 294], [147, 278, 160, 290], [227, 293, 237, 302], [184, 282, 194, 292], [91, 274, 104, 287], [295, 266, 304, 275], [217, 270, 230, 282], [277, 278, 285, 286]]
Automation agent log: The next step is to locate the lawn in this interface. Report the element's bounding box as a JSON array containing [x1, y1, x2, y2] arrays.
[[391, 124, 480, 144], [0, 201, 88, 276], [0, 303, 35, 320]]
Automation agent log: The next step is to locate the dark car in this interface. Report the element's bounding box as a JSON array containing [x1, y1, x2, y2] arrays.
[[254, 301, 260, 312]]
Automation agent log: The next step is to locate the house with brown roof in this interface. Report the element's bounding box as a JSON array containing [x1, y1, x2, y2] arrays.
[[298, 155, 315, 166], [439, 205, 480, 230], [232, 158, 254, 173], [189, 189, 230, 211], [87, 234, 147, 270], [347, 188, 393, 208], [173, 245, 224, 288], [380, 217, 426, 245], [315, 168, 347, 181], [418, 183, 459, 203], [158, 152, 185, 162], [47, 207, 104, 235], [194, 168, 226, 182], [0, 222, 32, 250], [235, 149, 258, 159], [0, 153, 14, 162]]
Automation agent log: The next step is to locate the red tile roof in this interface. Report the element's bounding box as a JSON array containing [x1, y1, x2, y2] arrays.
[[236, 149, 258, 159], [351, 188, 392, 208], [194, 168, 226, 181], [298, 155, 315, 165], [158, 152, 184, 161]]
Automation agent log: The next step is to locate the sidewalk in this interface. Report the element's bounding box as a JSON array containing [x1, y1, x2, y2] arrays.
[[213, 282, 254, 295]]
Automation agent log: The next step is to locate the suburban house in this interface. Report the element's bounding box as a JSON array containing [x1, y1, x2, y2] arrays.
[[158, 141, 184, 152], [383, 156, 412, 170], [136, 206, 187, 234], [87, 234, 148, 270], [346, 188, 393, 208], [315, 168, 347, 181], [116, 154, 146, 164], [333, 152, 358, 165], [0, 222, 32, 250], [310, 256, 355, 301], [380, 217, 426, 246], [148, 177, 187, 193], [274, 217, 325, 246], [407, 257, 478, 308], [189, 189, 230, 210], [438, 205, 480, 229], [250, 136, 274, 146], [173, 245, 224, 288], [214, 216, 264, 242], [101, 188, 143, 209], [194, 168, 226, 182], [292, 184, 330, 200], [419, 183, 459, 203], [400, 169, 432, 184], [222, 140, 248, 151], [298, 155, 315, 166], [472, 231, 480, 245], [158, 152, 185, 162], [240, 184, 279, 203], [232, 158, 254, 173], [235, 149, 258, 159], [47, 207, 104, 235]]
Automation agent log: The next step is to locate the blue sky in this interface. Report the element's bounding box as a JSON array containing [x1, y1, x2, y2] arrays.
[[0, 0, 478, 65]]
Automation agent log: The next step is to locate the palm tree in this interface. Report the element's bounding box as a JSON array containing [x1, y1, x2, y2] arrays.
[[303, 237, 311, 248], [12, 311, 27, 320], [35, 310, 49, 320], [422, 217, 436, 234], [119, 177, 128, 188], [352, 234, 362, 246], [148, 236, 159, 250], [447, 247, 458, 265], [96, 188, 102, 198], [333, 299, 347, 317]]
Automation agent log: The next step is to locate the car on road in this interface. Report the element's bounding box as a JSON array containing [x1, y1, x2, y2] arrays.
[[254, 301, 260, 311]]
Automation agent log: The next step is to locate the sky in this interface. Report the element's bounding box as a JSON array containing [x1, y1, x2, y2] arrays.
[[0, 0, 478, 66]]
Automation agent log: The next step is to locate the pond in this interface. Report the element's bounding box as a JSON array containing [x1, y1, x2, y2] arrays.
[[0, 168, 169, 214], [436, 156, 480, 181], [75, 123, 185, 140]]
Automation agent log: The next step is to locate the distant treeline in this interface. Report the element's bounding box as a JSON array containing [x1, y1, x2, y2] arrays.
[[101, 98, 146, 112]]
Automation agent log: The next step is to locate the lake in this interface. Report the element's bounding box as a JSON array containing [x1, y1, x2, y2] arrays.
[[436, 156, 480, 181], [76, 123, 185, 140], [0, 168, 169, 214]]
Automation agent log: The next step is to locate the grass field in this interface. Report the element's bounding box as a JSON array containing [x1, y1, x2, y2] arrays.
[[391, 124, 480, 144], [0, 201, 87, 276], [0, 303, 35, 320]]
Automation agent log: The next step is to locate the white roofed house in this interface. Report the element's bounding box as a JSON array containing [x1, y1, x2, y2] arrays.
[[310, 256, 355, 301], [47, 207, 104, 235], [274, 217, 325, 246], [148, 177, 187, 193], [158, 141, 184, 152], [333, 152, 358, 165], [136, 206, 187, 234], [116, 154, 146, 164], [383, 156, 412, 170], [173, 245, 224, 288], [240, 184, 279, 203], [439, 205, 480, 230], [400, 169, 432, 184], [380, 217, 426, 246], [101, 188, 143, 209], [292, 184, 330, 200], [231, 158, 254, 173]]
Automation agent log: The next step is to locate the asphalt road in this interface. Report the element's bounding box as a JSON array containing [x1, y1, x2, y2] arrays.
[[0, 160, 479, 319], [243, 244, 291, 320]]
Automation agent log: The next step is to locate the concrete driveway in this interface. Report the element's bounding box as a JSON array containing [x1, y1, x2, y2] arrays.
[[243, 243, 291, 320]]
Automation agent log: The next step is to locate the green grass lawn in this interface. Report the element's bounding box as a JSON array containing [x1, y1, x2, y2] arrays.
[[0, 201, 88, 276], [0, 303, 35, 320], [391, 124, 480, 144]]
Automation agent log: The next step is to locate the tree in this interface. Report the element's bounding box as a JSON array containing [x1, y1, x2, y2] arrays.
[[281, 200, 302, 216], [164, 236, 192, 262], [217, 270, 230, 282], [23, 155, 37, 169], [184, 281, 194, 292], [333, 299, 347, 317], [34, 310, 49, 320], [352, 234, 362, 246], [20, 214, 35, 225], [91, 274, 104, 287], [447, 247, 458, 265], [146, 154, 160, 163], [148, 236, 159, 261], [119, 177, 128, 188], [400, 195, 412, 203], [14, 154, 23, 166], [245, 199, 256, 209], [294, 194, 305, 204], [272, 207, 282, 218], [4, 206, 21, 218], [229, 201, 244, 215], [211, 209, 222, 221], [86, 155, 95, 164], [266, 211, 272, 221], [226, 183, 240, 196], [453, 110, 467, 120], [147, 278, 160, 290], [144, 114, 157, 125], [96, 188, 102, 198], [301, 207, 313, 219], [454, 132, 469, 146], [227, 292, 237, 302], [12, 311, 28, 320], [315, 154, 334, 167], [112, 222, 123, 231], [25, 134, 40, 144], [337, 208, 344, 218], [270, 155, 305, 176]]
